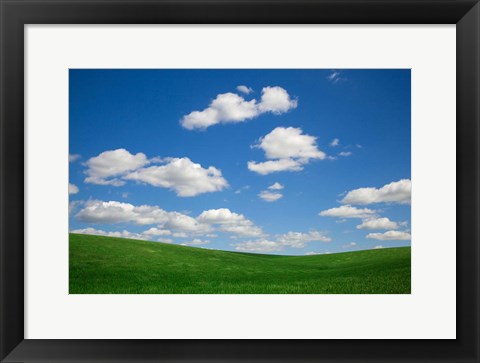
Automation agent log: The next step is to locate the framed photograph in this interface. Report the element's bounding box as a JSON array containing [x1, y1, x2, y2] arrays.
[[1, 0, 478, 362]]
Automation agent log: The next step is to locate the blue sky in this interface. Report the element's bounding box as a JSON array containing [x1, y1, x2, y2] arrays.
[[69, 69, 411, 255]]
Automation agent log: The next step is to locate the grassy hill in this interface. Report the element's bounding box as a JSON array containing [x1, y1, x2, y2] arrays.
[[69, 233, 411, 294]]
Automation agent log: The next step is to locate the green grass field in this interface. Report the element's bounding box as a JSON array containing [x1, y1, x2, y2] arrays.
[[69, 233, 411, 294]]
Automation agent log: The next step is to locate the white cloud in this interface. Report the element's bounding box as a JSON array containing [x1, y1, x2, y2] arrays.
[[83, 149, 227, 197], [276, 231, 331, 248], [236, 85, 253, 94], [180, 86, 296, 130], [71, 227, 175, 243], [247, 158, 304, 175], [142, 227, 172, 236], [75, 203, 265, 239], [248, 127, 325, 175], [76, 200, 137, 224], [234, 239, 283, 253], [172, 232, 188, 238], [69, 154, 81, 162], [374, 245, 384, 249], [343, 242, 357, 249], [259, 182, 285, 202], [197, 208, 246, 225], [162, 212, 212, 233], [268, 182, 284, 190], [342, 179, 411, 205], [357, 217, 398, 230], [233, 230, 330, 252], [75, 200, 212, 234], [338, 151, 352, 157], [327, 71, 344, 84], [71, 227, 149, 241], [253, 127, 325, 160], [220, 224, 264, 237], [181, 93, 258, 130], [125, 157, 228, 197], [257, 86, 298, 114], [258, 191, 283, 202], [84, 149, 149, 186], [366, 230, 411, 241], [319, 205, 376, 219], [330, 138, 339, 147], [197, 208, 263, 237], [181, 238, 210, 246], [305, 251, 319, 255], [69, 183, 79, 195]]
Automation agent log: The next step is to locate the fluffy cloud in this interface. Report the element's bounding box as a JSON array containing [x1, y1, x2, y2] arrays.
[[268, 182, 284, 190], [366, 230, 411, 241], [356, 217, 398, 230], [338, 151, 352, 157], [248, 127, 325, 175], [259, 182, 285, 202], [374, 245, 384, 249], [276, 231, 331, 248], [125, 157, 228, 197], [69, 154, 81, 162], [84, 149, 149, 186], [219, 224, 263, 237], [343, 242, 357, 249], [76, 200, 137, 224], [76, 205, 263, 239], [330, 138, 339, 147], [180, 86, 297, 130], [236, 85, 253, 94], [257, 86, 298, 114], [75, 200, 212, 234], [247, 158, 304, 175], [181, 93, 257, 130], [234, 239, 282, 253], [83, 149, 228, 197], [71, 227, 174, 243], [319, 205, 376, 219], [258, 191, 283, 202], [71, 227, 148, 241], [253, 127, 325, 160], [173, 232, 188, 238], [342, 179, 411, 205], [142, 227, 172, 236], [197, 208, 263, 237], [181, 238, 210, 246], [160, 212, 211, 233], [197, 208, 246, 224], [69, 183, 79, 195], [233, 230, 330, 252]]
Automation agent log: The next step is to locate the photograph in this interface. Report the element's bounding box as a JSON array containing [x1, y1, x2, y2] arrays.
[[2, 0, 478, 360], [69, 69, 411, 294]]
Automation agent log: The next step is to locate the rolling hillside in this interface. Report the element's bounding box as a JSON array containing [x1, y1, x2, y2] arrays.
[[69, 233, 411, 294]]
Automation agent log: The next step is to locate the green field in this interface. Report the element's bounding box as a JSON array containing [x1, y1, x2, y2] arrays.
[[69, 233, 411, 294]]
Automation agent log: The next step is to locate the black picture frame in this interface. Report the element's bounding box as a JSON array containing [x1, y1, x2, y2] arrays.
[[1, 1, 479, 362]]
